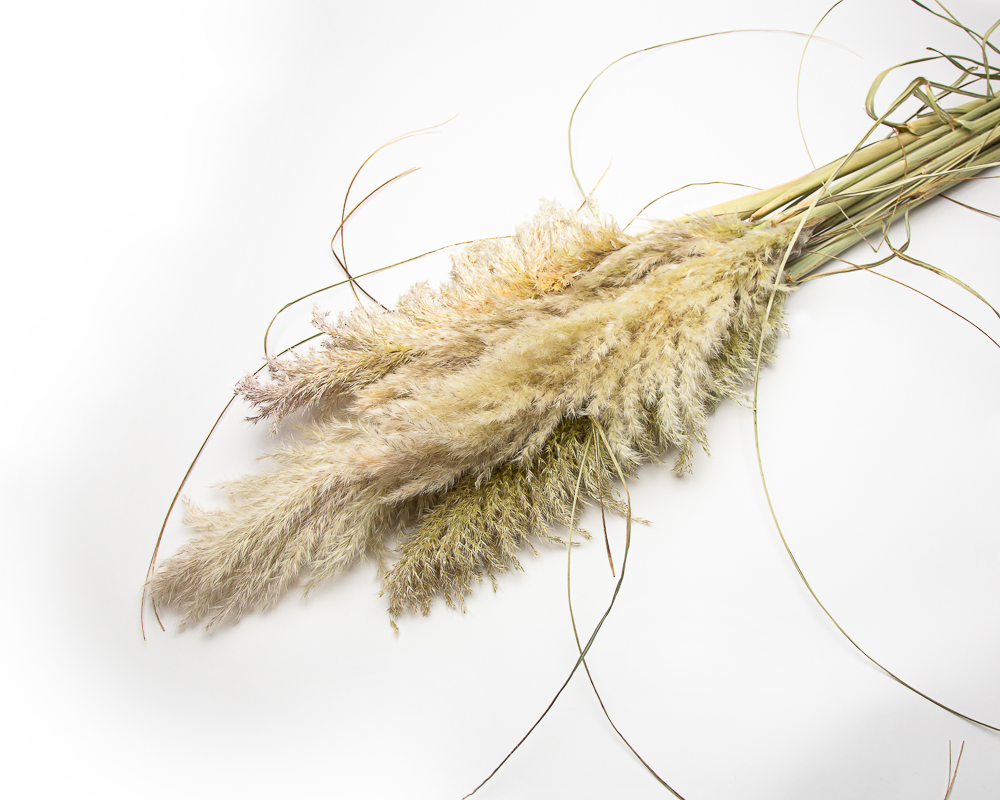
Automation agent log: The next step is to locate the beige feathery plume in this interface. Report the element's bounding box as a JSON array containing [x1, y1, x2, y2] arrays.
[[150, 204, 801, 626]]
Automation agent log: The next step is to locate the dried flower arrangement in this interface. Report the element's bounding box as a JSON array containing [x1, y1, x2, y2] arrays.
[[145, 2, 998, 796], [147, 33, 997, 622]]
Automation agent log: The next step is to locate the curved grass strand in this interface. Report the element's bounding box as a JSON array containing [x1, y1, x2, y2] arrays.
[[752, 408, 1000, 733], [335, 116, 456, 305], [910, 1, 1000, 57], [887, 207, 1000, 321], [625, 181, 762, 231], [863, 268, 1000, 349], [930, 1, 1000, 112], [800, 249, 1000, 350], [940, 191, 1000, 219], [567, 29, 852, 206], [796, 1, 847, 169], [983, 19, 1000, 97], [142, 331, 323, 639], [463, 421, 655, 799], [326, 166, 420, 314], [925, 49, 997, 89], [944, 741, 965, 800], [865, 62, 945, 130], [751, 243, 1000, 730], [581, 157, 615, 211], [562, 421, 684, 797]]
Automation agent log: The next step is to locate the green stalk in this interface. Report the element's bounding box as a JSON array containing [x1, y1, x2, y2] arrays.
[[692, 98, 989, 220], [800, 105, 1000, 226], [785, 138, 1000, 280], [689, 71, 999, 282]]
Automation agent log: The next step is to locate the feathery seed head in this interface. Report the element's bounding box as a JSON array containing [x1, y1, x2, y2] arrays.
[[152, 205, 800, 626]]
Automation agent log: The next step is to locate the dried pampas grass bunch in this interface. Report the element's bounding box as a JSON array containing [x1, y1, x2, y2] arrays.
[[147, 4, 1000, 645], [152, 209, 799, 625]]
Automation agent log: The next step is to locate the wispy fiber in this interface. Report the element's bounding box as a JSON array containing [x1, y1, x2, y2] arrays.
[[151, 204, 801, 626]]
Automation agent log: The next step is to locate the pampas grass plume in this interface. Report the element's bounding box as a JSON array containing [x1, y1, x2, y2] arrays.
[[151, 203, 800, 627]]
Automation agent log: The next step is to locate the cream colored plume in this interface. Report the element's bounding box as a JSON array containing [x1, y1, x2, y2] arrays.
[[150, 204, 801, 626]]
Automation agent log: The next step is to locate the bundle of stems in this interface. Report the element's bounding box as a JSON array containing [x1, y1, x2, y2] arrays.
[[146, 16, 998, 632], [706, 87, 1000, 281]]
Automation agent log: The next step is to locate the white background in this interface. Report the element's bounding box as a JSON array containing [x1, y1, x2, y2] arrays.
[[3, 1, 999, 798]]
